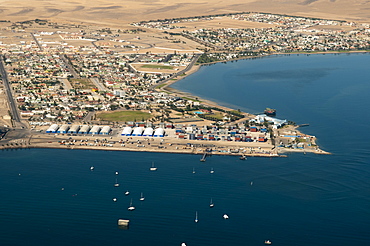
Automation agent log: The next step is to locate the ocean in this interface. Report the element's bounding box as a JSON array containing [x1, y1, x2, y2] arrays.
[[1, 53, 370, 246]]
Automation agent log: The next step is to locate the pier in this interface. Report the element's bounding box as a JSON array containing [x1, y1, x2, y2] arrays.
[[200, 152, 207, 162]]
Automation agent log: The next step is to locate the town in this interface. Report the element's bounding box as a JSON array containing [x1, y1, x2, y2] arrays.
[[2, 12, 367, 155]]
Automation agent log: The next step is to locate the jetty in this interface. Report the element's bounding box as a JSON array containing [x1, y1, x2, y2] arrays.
[[200, 152, 207, 162]]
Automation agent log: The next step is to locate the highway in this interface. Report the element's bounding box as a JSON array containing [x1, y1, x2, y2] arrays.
[[0, 55, 21, 123]]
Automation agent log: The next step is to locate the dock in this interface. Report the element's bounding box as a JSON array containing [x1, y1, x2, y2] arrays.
[[200, 152, 207, 162]]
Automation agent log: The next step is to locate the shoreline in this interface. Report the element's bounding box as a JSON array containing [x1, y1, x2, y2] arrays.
[[1, 51, 342, 157]]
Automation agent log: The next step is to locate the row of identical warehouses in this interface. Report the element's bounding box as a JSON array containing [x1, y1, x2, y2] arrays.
[[45, 124, 111, 135], [121, 127, 165, 137]]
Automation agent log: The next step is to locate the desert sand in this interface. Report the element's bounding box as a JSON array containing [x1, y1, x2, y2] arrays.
[[0, 0, 369, 27]]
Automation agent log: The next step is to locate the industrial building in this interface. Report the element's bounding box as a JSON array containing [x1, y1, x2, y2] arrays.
[[153, 128, 165, 137], [79, 125, 90, 134], [142, 127, 154, 136], [46, 124, 59, 133], [100, 126, 111, 135], [89, 125, 101, 135], [68, 125, 80, 134], [121, 127, 132, 136], [57, 124, 70, 134], [132, 127, 144, 136]]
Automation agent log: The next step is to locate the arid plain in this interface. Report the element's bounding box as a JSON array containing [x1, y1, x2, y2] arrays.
[[1, 0, 370, 27]]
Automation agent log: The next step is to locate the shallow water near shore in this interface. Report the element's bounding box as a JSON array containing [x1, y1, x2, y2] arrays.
[[1, 53, 370, 246]]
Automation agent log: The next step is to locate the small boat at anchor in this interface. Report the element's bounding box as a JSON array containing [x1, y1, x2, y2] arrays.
[[128, 199, 135, 211], [264, 240, 272, 245], [150, 162, 157, 171], [125, 190, 130, 196], [195, 211, 198, 223], [209, 198, 214, 208], [140, 192, 145, 201]]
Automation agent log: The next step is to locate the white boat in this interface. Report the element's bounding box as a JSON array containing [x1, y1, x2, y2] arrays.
[[90, 166, 94, 170], [223, 214, 229, 219], [114, 177, 119, 187], [195, 211, 198, 223], [140, 192, 145, 201], [112, 197, 117, 202], [192, 167, 196, 174], [264, 240, 272, 245], [125, 190, 130, 196], [181, 243, 187, 246], [209, 198, 214, 208], [128, 198, 135, 211], [115, 171, 119, 175], [210, 168, 214, 174], [150, 162, 157, 171]]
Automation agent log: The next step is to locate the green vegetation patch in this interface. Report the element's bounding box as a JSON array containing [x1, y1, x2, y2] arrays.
[[97, 111, 152, 122], [141, 64, 174, 69]]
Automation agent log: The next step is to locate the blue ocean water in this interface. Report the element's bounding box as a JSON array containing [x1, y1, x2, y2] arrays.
[[1, 53, 370, 246]]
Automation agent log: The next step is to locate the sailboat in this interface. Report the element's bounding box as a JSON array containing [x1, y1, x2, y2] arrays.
[[150, 162, 157, 171], [209, 198, 214, 208], [128, 198, 135, 211], [140, 192, 145, 201], [195, 211, 198, 223], [114, 177, 119, 187]]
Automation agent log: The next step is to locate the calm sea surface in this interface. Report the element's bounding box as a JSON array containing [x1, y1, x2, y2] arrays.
[[1, 53, 370, 246]]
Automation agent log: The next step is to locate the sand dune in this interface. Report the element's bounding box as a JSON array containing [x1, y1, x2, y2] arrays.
[[0, 0, 369, 26]]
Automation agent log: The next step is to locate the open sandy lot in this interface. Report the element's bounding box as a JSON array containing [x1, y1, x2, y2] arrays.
[[0, 0, 369, 27]]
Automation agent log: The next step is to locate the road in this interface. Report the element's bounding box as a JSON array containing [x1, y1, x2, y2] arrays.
[[149, 53, 201, 90], [60, 54, 80, 78], [30, 33, 43, 51], [0, 55, 21, 123]]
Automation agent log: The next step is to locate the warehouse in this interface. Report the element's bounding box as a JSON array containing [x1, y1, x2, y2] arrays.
[[153, 128, 165, 137], [57, 124, 70, 134], [68, 125, 80, 134], [132, 127, 144, 136], [142, 127, 154, 136], [121, 127, 132, 136], [46, 124, 59, 133], [89, 125, 101, 135], [100, 126, 111, 135], [79, 125, 90, 134]]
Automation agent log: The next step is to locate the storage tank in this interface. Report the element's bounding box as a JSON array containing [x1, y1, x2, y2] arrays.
[[46, 124, 59, 133], [142, 127, 154, 137], [57, 124, 69, 134], [153, 128, 165, 137], [121, 127, 132, 136], [89, 125, 101, 135], [131, 127, 144, 136], [79, 125, 90, 134], [68, 125, 80, 134], [100, 126, 111, 135]]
